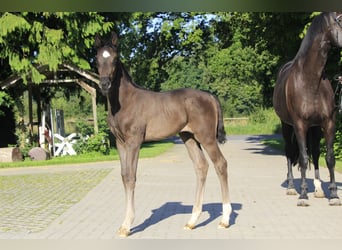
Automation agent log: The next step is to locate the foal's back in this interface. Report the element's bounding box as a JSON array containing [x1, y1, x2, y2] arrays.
[[137, 88, 220, 142]]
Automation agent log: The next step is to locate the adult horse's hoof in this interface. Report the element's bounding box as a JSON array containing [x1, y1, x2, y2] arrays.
[[184, 223, 195, 230], [314, 190, 325, 198], [218, 221, 229, 229], [117, 227, 130, 237], [297, 199, 310, 206], [286, 188, 297, 195], [329, 198, 341, 206]]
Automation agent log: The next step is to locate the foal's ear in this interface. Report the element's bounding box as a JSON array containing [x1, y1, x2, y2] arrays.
[[94, 33, 102, 49], [111, 31, 119, 47]]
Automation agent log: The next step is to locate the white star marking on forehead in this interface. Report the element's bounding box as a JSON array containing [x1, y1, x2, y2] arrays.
[[102, 50, 111, 58]]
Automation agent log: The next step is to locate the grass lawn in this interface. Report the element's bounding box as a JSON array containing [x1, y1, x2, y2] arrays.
[[225, 109, 281, 135], [0, 140, 174, 169], [262, 137, 342, 173]]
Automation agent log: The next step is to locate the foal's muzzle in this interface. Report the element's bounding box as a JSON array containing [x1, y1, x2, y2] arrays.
[[100, 77, 111, 95]]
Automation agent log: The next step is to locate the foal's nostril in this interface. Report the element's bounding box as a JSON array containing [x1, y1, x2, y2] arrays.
[[100, 77, 110, 83], [100, 77, 111, 95], [100, 77, 111, 87]]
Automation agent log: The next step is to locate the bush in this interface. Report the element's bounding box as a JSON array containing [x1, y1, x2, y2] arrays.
[[74, 132, 110, 155], [225, 107, 281, 135], [334, 114, 342, 160], [249, 108, 282, 133], [74, 110, 111, 155]]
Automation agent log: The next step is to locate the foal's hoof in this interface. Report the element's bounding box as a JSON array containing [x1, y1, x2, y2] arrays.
[[286, 188, 297, 195], [329, 198, 341, 206], [218, 221, 229, 229], [184, 223, 195, 230], [117, 227, 130, 237], [297, 199, 310, 207]]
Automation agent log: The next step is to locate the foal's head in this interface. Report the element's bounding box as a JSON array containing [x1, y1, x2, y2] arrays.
[[95, 32, 119, 95]]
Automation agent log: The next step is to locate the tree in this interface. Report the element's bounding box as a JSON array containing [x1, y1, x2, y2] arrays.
[[0, 12, 113, 102], [157, 13, 287, 114], [0, 12, 112, 78], [2, 12, 337, 118], [0, 12, 114, 146], [206, 40, 278, 115], [211, 12, 312, 108], [161, 56, 209, 91], [112, 12, 216, 91]]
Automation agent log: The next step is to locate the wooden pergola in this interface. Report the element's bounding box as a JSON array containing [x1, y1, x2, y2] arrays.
[[0, 63, 100, 139]]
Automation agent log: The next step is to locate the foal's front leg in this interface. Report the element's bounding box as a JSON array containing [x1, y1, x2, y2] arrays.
[[116, 141, 141, 237]]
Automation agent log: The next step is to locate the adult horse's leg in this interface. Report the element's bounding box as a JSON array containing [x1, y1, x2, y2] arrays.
[[179, 132, 209, 230], [294, 123, 310, 206], [281, 122, 298, 195], [323, 120, 341, 205], [116, 139, 142, 237], [308, 126, 325, 198], [201, 140, 231, 228]]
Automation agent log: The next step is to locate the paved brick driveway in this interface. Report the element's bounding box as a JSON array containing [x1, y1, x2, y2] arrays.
[[0, 135, 341, 239]]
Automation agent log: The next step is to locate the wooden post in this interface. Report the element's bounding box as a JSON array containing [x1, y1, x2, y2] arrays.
[[63, 63, 100, 85], [91, 90, 98, 134], [36, 86, 42, 129], [28, 83, 33, 141], [77, 80, 98, 134], [39, 110, 46, 148]]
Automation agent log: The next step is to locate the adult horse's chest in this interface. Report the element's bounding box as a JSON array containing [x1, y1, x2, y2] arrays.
[[286, 76, 331, 124]]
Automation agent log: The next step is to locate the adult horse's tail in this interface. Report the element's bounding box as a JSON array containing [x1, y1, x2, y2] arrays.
[[286, 126, 322, 168], [215, 97, 227, 144]]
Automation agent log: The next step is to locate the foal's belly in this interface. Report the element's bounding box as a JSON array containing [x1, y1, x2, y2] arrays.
[[144, 117, 187, 141]]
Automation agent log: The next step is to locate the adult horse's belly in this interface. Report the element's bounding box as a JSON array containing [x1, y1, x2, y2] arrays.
[[273, 82, 293, 125]]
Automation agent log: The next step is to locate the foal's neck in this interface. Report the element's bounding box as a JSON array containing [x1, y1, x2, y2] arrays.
[[108, 61, 139, 116]]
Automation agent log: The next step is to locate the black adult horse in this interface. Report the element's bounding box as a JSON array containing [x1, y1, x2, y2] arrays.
[[273, 12, 342, 206], [95, 32, 231, 237]]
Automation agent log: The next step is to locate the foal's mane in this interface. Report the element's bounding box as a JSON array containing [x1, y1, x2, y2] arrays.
[[115, 59, 145, 90]]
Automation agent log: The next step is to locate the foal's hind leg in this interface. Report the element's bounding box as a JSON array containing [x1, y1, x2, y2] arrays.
[[201, 140, 231, 228], [179, 132, 209, 230]]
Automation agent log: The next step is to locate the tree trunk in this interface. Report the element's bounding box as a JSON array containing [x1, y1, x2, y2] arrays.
[[0, 147, 23, 162]]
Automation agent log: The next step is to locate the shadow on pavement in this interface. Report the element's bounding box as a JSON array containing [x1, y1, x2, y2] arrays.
[[130, 202, 242, 235], [244, 134, 284, 156]]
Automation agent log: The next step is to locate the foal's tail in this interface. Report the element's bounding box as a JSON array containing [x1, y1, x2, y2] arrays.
[[215, 97, 227, 144]]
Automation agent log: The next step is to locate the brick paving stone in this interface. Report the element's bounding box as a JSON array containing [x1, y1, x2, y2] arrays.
[[0, 135, 342, 239]]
